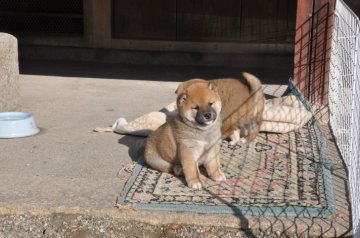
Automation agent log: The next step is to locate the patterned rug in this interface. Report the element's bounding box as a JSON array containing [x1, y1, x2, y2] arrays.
[[117, 121, 335, 217]]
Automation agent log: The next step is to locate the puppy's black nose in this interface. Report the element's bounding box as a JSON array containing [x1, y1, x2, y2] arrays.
[[204, 112, 212, 120], [196, 110, 216, 125]]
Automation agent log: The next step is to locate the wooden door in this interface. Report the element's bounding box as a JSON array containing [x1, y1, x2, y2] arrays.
[[241, 0, 297, 42], [112, 0, 176, 40], [112, 0, 296, 43], [177, 0, 241, 41]]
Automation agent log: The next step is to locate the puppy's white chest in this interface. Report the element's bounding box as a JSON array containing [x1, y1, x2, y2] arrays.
[[182, 138, 219, 162], [182, 139, 207, 149], [182, 139, 206, 158]]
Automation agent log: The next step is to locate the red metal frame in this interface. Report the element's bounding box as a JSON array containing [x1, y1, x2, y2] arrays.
[[293, 0, 335, 105]]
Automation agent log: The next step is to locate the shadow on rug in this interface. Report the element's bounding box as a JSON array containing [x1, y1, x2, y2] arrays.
[[117, 121, 335, 218]]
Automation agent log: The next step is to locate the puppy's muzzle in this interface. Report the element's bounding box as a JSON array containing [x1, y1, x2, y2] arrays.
[[196, 110, 217, 125]]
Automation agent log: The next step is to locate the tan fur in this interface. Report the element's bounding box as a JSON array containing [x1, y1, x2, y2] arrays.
[[176, 72, 265, 143], [144, 82, 226, 189]]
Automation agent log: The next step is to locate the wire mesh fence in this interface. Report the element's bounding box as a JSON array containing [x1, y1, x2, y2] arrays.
[[329, 0, 360, 236]]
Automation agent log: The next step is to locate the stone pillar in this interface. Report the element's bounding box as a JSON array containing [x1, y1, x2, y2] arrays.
[[0, 33, 20, 112]]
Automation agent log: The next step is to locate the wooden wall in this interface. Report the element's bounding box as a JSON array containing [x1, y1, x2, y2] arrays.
[[112, 0, 296, 43], [241, 0, 296, 43], [0, 0, 298, 64], [176, 0, 241, 41], [112, 0, 177, 40]]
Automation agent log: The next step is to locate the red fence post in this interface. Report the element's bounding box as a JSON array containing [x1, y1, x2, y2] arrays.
[[293, 0, 335, 106]]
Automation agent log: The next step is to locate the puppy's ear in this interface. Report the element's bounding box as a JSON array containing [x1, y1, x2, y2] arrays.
[[177, 93, 187, 104], [208, 82, 217, 92], [175, 79, 207, 94]]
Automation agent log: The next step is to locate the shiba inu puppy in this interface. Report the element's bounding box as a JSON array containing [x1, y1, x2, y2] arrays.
[[144, 81, 226, 189], [176, 72, 264, 144]]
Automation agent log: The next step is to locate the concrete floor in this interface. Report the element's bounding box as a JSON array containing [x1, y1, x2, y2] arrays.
[[0, 60, 352, 237]]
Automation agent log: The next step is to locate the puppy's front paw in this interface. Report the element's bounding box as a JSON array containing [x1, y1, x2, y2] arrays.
[[188, 180, 202, 190]]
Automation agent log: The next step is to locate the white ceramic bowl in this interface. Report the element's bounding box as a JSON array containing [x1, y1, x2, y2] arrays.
[[0, 112, 40, 138]]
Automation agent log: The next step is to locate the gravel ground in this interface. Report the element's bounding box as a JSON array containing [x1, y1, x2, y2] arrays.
[[0, 214, 290, 238]]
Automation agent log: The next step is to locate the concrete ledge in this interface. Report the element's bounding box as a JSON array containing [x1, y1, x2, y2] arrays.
[[0, 33, 20, 112]]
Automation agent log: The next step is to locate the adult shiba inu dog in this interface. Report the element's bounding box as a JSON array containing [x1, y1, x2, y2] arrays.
[[176, 72, 264, 144], [144, 81, 226, 189]]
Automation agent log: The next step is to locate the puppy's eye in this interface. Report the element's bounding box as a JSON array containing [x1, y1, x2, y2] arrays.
[[208, 102, 214, 106], [192, 105, 199, 110]]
